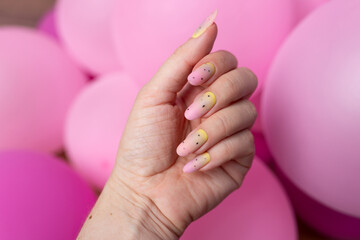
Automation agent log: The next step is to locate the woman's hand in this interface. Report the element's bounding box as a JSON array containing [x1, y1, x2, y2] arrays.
[[78, 11, 257, 240]]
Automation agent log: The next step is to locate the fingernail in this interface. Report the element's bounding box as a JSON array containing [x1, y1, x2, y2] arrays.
[[188, 63, 215, 85], [185, 92, 216, 120], [192, 10, 218, 39], [177, 129, 208, 156], [183, 152, 211, 173]]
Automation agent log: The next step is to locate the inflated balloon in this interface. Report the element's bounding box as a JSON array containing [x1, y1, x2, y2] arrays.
[[111, 0, 296, 95], [56, 0, 120, 75], [0, 27, 87, 153], [275, 166, 360, 239], [182, 158, 297, 240], [249, 0, 327, 133], [65, 72, 139, 188], [293, 0, 329, 22], [0, 151, 96, 240], [253, 131, 272, 164], [37, 9, 58, 39], [263, 0, 360, 218]]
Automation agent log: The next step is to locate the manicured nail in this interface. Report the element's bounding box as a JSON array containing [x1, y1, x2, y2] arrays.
[[177, 129, 208, 156], [183, 152, 211, 173], [185, 92, 216, 120], [192, 10, 218, 38], [188, 63, 215, 85]]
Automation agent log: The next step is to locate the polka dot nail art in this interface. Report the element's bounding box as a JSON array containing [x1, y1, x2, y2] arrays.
[[185, 92, 216, 120], [192, 10, 218, 39], [188, 63, 215, 86], [183, 152, 211, 173], [176, 129, 208, 157]]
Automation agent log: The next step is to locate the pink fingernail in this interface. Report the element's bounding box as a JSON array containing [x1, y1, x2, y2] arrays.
[[176, 129, 208, 156], [192, 10, 218, 39], [183, 153, 211, 173], [185, 92, 216, 120], [188, 63, 215, 86]]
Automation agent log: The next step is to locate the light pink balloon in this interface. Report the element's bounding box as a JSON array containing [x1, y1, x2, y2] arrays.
[[0, 151, 96, 240], [250, 0, 328, 133], [111, 0, 296, 95], [293, 0, 329, 22], [65, 72, 139, 188], [0, 27, 87, 153], [263, 0, 360, 218], [182, 158, 297, 240], [56, 0, 120, 75]]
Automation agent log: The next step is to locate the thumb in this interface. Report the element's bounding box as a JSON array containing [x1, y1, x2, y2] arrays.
[[147, 10, 218, 96]]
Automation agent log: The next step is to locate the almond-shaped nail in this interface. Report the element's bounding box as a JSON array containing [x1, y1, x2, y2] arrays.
[[183, 153, 211, 173], [177, 129, 208, 156], [188, 63, 215, 85], [185, 92, 216, 120], [192, 10, 218, 38]]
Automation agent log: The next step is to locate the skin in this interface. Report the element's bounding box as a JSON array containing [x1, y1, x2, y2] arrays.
[[77, 23, 258, 240]]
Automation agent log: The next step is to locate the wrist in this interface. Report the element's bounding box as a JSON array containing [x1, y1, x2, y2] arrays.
[[78, 173, 181, 240], [107, 175, 181, 240]]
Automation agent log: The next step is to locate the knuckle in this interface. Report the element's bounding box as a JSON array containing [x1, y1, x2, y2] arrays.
[[243, 130, 255, 154], [223, 72, 243, 98], [244, 129, 254, 145], [172, 46, 193, 71], [246, 152, 255, 168], [214, 114, 230, 137], [239, 67, 258, 87], [243, 100, 257, 123], [216, 50, 238, 65], [223, 138, 234, 156]]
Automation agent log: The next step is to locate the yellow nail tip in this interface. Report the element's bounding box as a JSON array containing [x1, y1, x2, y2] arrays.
[[197, 129, 208, 141], [202, 152, 211, 163], [206, 62, 216, 73], [204, 91, 216, 105]]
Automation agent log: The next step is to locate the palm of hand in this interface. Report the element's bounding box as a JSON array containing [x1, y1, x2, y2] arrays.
[[115, 85, 242, 233]]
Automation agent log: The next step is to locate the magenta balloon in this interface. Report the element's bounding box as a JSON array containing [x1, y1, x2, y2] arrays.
[[56, 0, 120, 75], [253, 131, 272, 164], [65, 72, 139, 189], [37, 9, 59, 39], [111, 0, 296, 95], [0, 151, 96, 240], [275, 166, 360, 239], [262, 0, 360, 217], [182, 158, 297, 240], [0, 27, 87, 153]]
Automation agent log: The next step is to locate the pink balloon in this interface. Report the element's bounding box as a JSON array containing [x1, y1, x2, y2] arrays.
[[253, 131, 272, 164], [65, 72, 139, 188], [0, 27, 87, 153], [293, 0, 329, 22], [0, 151, 96, 240], [37, 8, 58, 39], [250, 0, 328, 133], [262, 0, 360, 218], [56, 0, 120, 75], [275, 166, 360, 239], [182, 158, 297, 240], [111, 0, 297, 95]]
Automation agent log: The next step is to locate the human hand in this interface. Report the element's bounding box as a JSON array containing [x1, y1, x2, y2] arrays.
[[78, 10, 257, 240]]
